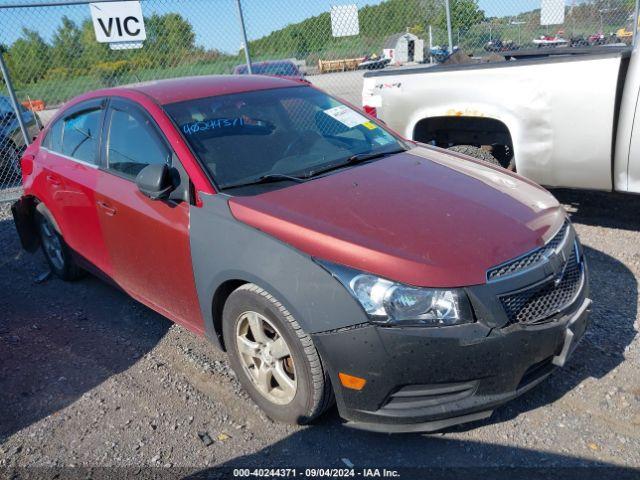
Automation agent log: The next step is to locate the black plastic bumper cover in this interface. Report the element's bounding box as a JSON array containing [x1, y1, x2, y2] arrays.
[[312, 295, 591, 433]]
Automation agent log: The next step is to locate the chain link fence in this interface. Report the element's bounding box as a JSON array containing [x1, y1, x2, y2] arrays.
[[0, 0, 638, 201]]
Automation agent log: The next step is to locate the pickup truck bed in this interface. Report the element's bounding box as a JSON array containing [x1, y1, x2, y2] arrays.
[[363, 47, 632, 191]]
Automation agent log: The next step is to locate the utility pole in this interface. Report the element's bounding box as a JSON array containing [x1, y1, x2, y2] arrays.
[[444, 0, 454, 53], [634, 0, 640, 47], [235, 0, 253, 74]]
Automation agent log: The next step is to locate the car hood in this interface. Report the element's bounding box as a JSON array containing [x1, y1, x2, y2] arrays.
[[228, 146, 565, 287]]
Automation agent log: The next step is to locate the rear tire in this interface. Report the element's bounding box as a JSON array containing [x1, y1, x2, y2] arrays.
[[36, 210, 84, 281], [222, 283, 334, 424], [447, 145, 503, 168]]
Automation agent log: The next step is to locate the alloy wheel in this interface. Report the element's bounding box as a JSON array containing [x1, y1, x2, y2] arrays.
[[39, 217, 64, 271], [235, 311, 297, 405]]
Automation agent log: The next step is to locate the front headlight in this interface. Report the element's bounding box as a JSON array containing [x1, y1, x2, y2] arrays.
[[317, 261, 474, 327]]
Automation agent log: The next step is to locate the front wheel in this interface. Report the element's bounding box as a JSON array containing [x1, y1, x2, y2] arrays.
[[222, 284, 334, 424]]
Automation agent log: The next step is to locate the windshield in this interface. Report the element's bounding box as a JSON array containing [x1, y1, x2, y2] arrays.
[[164, 86, 404, 190]]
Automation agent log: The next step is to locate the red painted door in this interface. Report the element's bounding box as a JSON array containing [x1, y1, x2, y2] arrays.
[[38, 99, 112, 276], [94, 99, 203, 332]]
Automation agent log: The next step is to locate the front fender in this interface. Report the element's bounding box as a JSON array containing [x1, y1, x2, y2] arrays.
[[189, 194, 368, 348]]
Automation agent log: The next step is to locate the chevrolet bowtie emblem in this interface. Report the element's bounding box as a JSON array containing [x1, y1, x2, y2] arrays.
[[554, 260, 568, 287], [546, 250, 568, 286]]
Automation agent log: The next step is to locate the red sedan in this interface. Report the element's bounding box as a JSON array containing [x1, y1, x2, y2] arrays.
[[12, 75, 590, 432]]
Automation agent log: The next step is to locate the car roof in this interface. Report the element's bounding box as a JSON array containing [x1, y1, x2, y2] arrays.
[[114, 74, 305, 105]]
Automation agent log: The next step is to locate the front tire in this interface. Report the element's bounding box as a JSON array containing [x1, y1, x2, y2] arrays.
[[222, 284, 334, 424], [36, 210, 84, 281]]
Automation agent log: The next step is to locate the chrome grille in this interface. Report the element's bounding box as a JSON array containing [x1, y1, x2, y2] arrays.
[[500, 244, 583, 325], [487, 221, 570, 281]]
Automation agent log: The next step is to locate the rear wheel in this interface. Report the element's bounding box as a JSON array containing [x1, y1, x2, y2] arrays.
[[222, 283, 334, 424], [447, 145, 502, 167], [36, 210, 84, 281]]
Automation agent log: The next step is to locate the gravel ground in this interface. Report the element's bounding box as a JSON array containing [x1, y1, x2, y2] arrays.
[[0, 189, 639, 477]]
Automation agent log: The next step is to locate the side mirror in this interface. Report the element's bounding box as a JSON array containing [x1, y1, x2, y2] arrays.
[[135, 164, 175, 200]]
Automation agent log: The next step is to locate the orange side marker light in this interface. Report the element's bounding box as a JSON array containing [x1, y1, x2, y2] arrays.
[[339, 372, 367, 391]]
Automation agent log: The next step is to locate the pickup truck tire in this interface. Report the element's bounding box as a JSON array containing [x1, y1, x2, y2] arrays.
[[36, 209, 85, 281], [222, 283, 334, 425], [447, 145, 503, 168]]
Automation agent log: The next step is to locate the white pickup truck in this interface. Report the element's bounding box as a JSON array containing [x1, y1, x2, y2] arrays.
[[362, 46, 640, 193]]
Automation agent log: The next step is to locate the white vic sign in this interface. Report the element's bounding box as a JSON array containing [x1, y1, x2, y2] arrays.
[[90, 1, 146, 49]]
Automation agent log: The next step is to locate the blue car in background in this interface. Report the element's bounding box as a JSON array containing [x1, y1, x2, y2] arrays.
[[233, 60, 304, 79], [0, 95, 40, 181]]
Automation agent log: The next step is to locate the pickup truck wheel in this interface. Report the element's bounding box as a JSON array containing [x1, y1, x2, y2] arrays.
[[222, 283, 334, 424], [36, 211, 84, 281], [448, 145, 502, 168]]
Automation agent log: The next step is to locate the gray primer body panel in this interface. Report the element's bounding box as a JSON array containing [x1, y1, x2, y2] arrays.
[[189, 194, 368, 348]]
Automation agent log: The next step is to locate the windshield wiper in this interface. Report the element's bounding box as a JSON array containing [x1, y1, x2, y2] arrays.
[[220, 173, 306, 190], [305, 148, 407, 179], [348, 148, 406, 163], [220, 148, 407, 190]]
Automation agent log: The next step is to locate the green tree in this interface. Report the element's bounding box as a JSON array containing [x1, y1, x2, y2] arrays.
[[51, 16, 84, 70], [438, 0, 485, 33], [7, 29, 50, 84], [79, 18, 111, 67], [143, 13, 196, 67]]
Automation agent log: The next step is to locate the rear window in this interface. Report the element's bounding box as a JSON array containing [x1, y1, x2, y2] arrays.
[[43, 119, 63, 152], [164, 86, 401, 189], [61, 109, 102, 165]]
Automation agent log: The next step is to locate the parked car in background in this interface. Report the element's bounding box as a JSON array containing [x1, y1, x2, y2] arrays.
[[13, 75, 589, 433], [233, 60, 304, 78], [363, 44, 640, 194], [0, 95, 40, 180], [430, 45, 457, 63]]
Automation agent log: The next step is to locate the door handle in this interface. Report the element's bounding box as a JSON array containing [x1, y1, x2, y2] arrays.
[[46, 174, 61, 186], [97, 200, 117, 216]]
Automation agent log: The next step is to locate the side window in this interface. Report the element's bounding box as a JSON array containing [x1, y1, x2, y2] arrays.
[[43, 119, 63, 152], [106, 107, 171, 179], [61, 109, 102, 165]]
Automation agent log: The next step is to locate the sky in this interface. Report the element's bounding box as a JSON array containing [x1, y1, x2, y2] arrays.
[[0, 1, 579, 53]]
